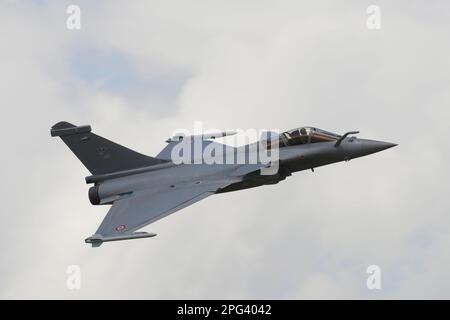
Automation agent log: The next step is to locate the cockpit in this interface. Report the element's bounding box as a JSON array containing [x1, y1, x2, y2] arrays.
[[278, 127, 341, 147]]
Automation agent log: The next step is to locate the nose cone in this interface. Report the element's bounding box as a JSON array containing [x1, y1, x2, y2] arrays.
[[360, 139, 397, 155]]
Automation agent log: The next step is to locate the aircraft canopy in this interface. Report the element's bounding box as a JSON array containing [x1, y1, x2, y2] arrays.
[[279, 127, 341, 147]]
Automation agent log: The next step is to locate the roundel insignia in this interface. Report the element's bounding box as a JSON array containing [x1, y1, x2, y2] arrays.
[[115, 225, 127, 232], [97, 146, 111, 159]]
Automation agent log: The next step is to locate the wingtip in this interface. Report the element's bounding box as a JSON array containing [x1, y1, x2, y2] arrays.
[[85, 232, 157, 247]]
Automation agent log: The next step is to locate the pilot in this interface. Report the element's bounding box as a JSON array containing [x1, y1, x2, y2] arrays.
[[299, 127, 308, 144]]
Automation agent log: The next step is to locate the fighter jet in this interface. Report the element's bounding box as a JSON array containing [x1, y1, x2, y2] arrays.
[[51, 121, 396, 247]]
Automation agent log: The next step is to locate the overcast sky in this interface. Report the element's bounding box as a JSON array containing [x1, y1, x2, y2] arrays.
[[1, 0, 450, 299]]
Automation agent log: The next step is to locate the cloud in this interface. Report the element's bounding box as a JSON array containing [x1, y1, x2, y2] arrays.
[[1, 0, 449, 299]]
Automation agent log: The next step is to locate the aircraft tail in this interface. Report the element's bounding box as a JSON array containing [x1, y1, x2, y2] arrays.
[[51, 121, 166, 175]]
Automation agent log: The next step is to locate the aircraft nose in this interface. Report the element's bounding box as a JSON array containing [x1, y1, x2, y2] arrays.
[[361, 139, 397, 155]]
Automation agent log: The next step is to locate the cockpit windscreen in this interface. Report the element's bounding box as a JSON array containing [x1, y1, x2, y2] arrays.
[[279, 127, 341, 147]]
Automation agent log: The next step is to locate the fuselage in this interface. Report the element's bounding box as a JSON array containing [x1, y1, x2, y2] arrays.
[[87, 127, 396, 201]]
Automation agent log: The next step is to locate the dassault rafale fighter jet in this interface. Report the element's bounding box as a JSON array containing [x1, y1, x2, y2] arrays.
[[51, 121, 396, 247]]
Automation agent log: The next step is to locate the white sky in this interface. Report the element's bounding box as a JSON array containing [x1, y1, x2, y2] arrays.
[[1, 0, 449, 299]]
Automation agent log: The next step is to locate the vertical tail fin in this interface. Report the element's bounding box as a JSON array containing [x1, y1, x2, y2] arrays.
[[51, 121, 166, 175]]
